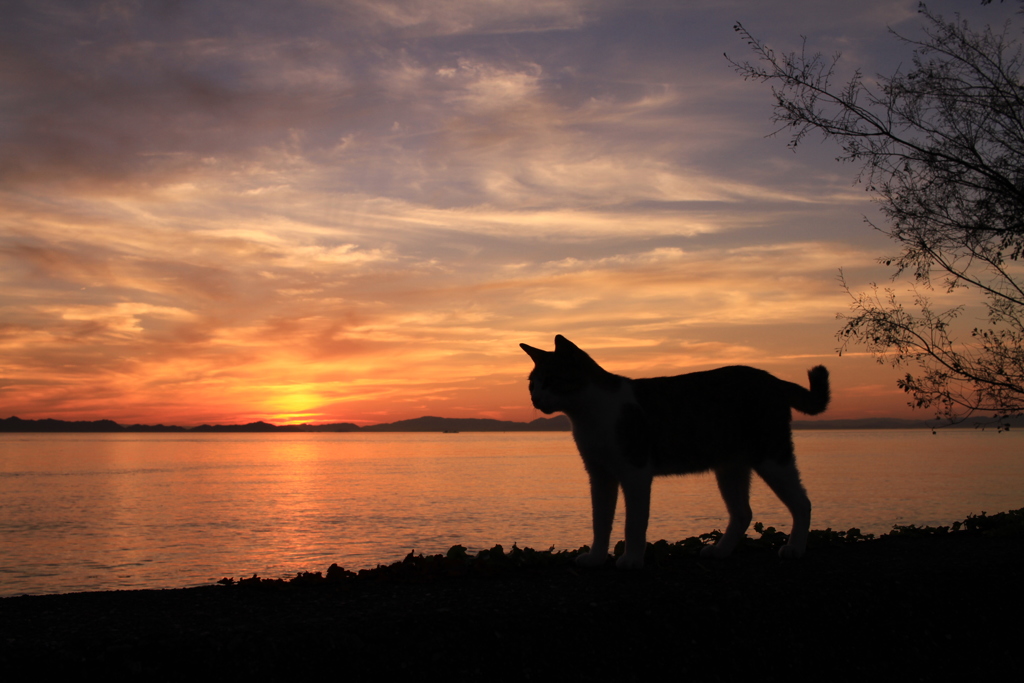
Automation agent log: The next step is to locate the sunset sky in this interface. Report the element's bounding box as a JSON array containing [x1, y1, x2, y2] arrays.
[[2, 0, 1018, 427]]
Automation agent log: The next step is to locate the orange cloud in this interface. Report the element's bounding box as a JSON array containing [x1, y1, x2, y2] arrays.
[[7, 0, 1010, 426]]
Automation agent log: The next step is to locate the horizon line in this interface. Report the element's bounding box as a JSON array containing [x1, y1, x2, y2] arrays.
[[2, 413, 1010, 433]]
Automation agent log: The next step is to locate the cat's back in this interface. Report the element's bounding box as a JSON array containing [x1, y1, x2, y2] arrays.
[[629, 365, 795, 431], [631, 365, 777, 404]]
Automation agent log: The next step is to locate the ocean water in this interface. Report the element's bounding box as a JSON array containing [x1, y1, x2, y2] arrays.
[[1, 430, 1021, 597]]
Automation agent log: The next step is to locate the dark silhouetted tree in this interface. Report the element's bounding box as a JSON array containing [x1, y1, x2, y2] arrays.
[[729, 6, 1024, 421]]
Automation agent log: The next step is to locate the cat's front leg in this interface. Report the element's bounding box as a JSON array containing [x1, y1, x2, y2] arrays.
[[616, 470, 652, 569], [576, 469, 618, 567]]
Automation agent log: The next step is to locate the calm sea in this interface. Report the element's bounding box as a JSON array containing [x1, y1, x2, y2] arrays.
[[1, 430, 1022, 597]]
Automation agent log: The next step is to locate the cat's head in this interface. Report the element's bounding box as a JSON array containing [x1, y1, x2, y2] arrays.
[[519, 335, 617, 415]]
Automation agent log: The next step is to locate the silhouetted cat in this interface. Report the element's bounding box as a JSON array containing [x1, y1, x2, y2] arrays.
[[520, 335, 830, 568]]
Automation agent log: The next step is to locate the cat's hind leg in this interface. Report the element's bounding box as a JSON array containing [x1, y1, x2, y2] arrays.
[[576, 469, 618, 567], [754, 459, 811, 559], [701, 465, 753, 559]]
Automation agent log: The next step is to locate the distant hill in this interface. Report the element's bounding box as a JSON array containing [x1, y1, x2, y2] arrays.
[[4, 413, 1021, 433], [793, 415, 1024, 430], [0, 416, 178, 433], [0, 414, 570, 433], [359, 416, 570, 432]]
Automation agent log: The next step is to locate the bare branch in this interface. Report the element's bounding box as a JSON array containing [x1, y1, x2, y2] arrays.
[[738, 8, 1024, 419]]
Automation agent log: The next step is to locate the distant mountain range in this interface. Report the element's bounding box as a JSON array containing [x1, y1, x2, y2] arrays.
[[0, 415, 572, 433], [2, 414, 1021, 433]]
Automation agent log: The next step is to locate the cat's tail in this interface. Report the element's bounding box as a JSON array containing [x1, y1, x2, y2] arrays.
[[788, 365, 830, 415]]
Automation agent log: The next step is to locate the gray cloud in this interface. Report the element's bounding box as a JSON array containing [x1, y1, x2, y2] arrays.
[[1, 0, 1017, 424]]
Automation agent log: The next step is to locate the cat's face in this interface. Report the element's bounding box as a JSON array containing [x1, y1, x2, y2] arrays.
[[520, 335, 595, 414]]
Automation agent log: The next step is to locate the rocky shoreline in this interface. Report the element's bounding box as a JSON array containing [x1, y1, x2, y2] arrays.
[[2, 512, 1021, 680]]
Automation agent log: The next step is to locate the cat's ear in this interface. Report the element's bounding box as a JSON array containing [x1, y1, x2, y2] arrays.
[[520, 343, 548, 362], [554, 335, 580, 353]]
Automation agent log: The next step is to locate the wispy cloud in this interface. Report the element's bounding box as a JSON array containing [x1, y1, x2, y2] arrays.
[[1, 0, 1013, 424]]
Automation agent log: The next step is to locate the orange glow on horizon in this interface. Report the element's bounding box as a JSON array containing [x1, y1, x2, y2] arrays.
[[0, 336, 924, 427]]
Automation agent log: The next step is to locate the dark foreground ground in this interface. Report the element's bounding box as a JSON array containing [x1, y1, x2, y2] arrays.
[[2, 514, 1021, 682]]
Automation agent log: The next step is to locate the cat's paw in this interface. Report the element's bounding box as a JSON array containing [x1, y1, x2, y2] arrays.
[[615, 554, 645, 570], [575, 551, 609, 568], [778, 544, 805, 560], [699, 544, 732, 560]]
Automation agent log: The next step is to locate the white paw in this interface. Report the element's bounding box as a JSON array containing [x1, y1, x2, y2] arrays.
[[575, 550, 609, 567], [778, 544, 805, 560], [700, 544, 731, 559], [615, 554, 644, 570]]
